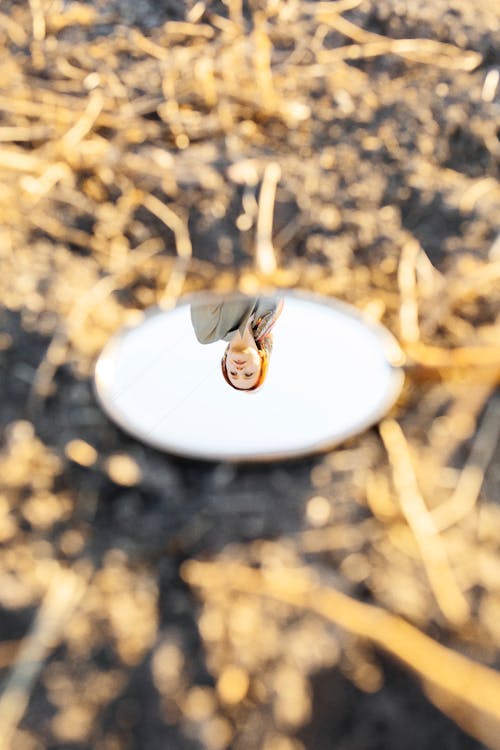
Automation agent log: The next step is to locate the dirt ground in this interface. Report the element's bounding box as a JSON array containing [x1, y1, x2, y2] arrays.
[[1, 1, 500, 749]]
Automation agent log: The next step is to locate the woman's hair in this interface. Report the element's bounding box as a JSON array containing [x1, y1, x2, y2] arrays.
[[221, 336, 273, 392]]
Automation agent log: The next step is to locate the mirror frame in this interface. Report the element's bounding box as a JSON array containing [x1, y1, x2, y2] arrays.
[[94, 288, 405, 462]]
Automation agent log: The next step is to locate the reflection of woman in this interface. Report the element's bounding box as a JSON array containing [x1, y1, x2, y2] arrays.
[[190, 296, 284, 391]]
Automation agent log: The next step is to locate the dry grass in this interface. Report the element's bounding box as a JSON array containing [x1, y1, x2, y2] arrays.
[[1, 1, 500, 749]]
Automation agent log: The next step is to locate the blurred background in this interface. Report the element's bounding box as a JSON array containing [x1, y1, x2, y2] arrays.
[[0, 1, 500, 748]]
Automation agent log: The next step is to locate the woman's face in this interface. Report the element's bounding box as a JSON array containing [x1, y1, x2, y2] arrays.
[[226, 349, 261, 390]]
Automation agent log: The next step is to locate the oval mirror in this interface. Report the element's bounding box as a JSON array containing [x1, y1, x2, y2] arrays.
[[94, 290, 405, 461]]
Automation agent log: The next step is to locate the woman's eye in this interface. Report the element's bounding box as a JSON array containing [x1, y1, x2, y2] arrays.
[[245, 372, 255, 378], [230, 371, 238, 377]]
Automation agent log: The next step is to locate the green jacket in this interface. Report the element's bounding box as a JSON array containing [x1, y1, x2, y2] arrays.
[[190, 296, 283, 344]]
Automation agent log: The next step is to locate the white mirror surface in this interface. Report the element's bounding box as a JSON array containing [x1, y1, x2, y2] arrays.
[[94, 291, 404, 461]]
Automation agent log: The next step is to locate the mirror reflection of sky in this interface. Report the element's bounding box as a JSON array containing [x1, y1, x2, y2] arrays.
[[95, 296, 403, 459]]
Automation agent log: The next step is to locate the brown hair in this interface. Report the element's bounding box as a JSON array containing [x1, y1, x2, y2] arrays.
[[221, 336, 272, 392]]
